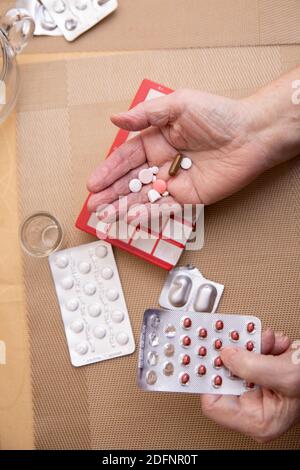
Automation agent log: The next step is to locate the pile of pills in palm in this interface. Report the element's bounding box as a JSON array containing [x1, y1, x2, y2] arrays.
[[128, 155, 193, 203], [138, 309, 261, 395]]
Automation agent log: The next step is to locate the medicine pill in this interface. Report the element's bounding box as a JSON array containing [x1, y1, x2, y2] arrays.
[[139, 168, 154, 185], [214, 339, 223, 350], [153, 179, 167, 194], [169, 154, 183, 177], [129, 178, 142, 193], [199, 328, 207, 339], [198, 346, 207, 357], [181, 354, 191, 366], [180, 157, 192, 170], [148, 189, 161, 203], [180, 372, 190, 385]]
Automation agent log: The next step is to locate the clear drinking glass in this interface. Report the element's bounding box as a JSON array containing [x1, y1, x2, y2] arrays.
[[0, 8, 35, 124], [20, 212, 63, 257]]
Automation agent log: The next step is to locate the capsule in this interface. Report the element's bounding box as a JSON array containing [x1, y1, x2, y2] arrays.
[[230, 330, 239, 342], [246, 340, 254, 351], [180, 372, 190, 385], [182, 354, 191, 366], [168, 274, 192, 307], [215, 320, 224, 331], [213, 375, 223, 388], [246, 382, 255, 390], [247, 322, 255, 333], [169, 154, 183, 177], [182, 317, 192, 329], [194, 283, 217, 312], [214, 339, 223, 350], [198, 346, 207, 357], [182, 335, 191, 347], [198, 328, 207, 339], [214, 356, 223, 369], [197, 365, 207, 376]]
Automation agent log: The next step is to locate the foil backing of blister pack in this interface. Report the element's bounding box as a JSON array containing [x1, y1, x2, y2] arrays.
[[49, 241, 135, 367], [159, 265, 224, 313], [40, 0, 118, 41], [138, 309, 261, 395]]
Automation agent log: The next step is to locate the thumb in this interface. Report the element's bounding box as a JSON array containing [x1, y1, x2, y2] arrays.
[[111, 92, 180, 131], [221, 347, 288, 394]]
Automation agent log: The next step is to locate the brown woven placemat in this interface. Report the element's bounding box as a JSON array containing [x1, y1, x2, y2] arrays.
[[1, 0, 300, 53], [17, 46, 300, 449]]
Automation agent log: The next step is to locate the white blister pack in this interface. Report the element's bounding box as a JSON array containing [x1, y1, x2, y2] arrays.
[[159, 265, 224, 313], [138, 309, 261, 395], [40, 0, 118, 41], [49, 241, 135, 366]]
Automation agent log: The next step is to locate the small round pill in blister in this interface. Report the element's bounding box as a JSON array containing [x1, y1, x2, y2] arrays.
[[247, 322, 256, 334], [163, 362, 174, 376], [213, 356, 223, 369], [214, 338, 223, 350], [101, 266, 114, 280], [75, 342, 89, 355], [197, 364, 207, 376], [65, 18, 78, 31], [182, 317, 192, 329], [84, 282, 96, 296], [246, 340, 255, 351], [96, 245, 108, 258], [215, 320, 224, 331], [179, 372, 190, 385], [54, 0, 66, 13], [245, 382, 255, 390], [94, 326, 106, 339], [106, 288, 119, 301], [70, 319, 84, 333], [181, 354, 191, 366], [88, 303, 102, 317], [164, 343, 175, 357], [111, 310, 124, 323], [146, 370, 157, 385], [61, 276, 74, 290], [230, 330, 240, 342], [164, 324, 176, 338], [56, 255, 69, 268], [212, 375, 223, 388], [181, 335, 191, 347], [198, 327, 207, 339], [147, 351, 159, 366], [78, 261, 91, 274], [149, 332, 159, 347], [198, 346, 207, 357], [66, 298, 79, 311], [116, 332, 129, 346]]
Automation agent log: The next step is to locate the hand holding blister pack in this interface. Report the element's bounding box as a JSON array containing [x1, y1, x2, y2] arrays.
[[138, 309, 261, 395], [49, 241, 135, 366]]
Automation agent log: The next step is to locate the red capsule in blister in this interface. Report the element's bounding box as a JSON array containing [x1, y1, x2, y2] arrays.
[[180, 372, 190, 385], [214, 338, 223, 350], [198, 346, 207, 357], [214, 356, 223, 369], [213, 375, 223, 388], [197, 364, 206, 376], [230, 330, 239, 341], [182, 354, 191, 366], [199, 328, 207, 339], [246, 340, 254, 351], [182, 335, 191, 347], [246, 382, 255, 390], [215, 320, 224, 331], [182, 317, 192, 329], [247, 322, 255, 333]]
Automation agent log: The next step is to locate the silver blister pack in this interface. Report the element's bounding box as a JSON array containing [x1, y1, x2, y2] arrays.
[[40, 0, 118, 41], [159, 265, 224, 313], [16, 0, 63, 36], [138, 309, 261, 395], [49, 240, 135, 367]]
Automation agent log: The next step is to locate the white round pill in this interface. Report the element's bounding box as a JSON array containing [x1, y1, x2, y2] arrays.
[[180, 157, 192, 170], [151, 166, 159, 175], [55, 255, 69, 269], [66, 298, 79, 311], [61, 276, 74, 290], [78, 262, 91, 274], [88, 304, 102, 317], [96, 245, 108, 258], [111, 310, 124, 323], [138, 168, 154, 185], [129, 178, 142, 193], [101, 266, 114, 280], [84, 282, 96, 296], [106, 288, 119, 301], [94, 326, 106, 339], [54, 0, 66, 13], [70, 319, 84, 333], [75, 342, 88, 355], [116, 332, 129, 346]]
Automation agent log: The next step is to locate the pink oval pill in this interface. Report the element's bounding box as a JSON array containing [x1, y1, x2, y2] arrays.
[[153, 179, 167, 194]]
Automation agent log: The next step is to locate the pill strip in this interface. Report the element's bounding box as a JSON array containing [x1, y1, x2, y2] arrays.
[[159, 265, 224, 313], [40, 0, 118, 41], [49, 241, 135, 366], [138, 309, 261, 395]]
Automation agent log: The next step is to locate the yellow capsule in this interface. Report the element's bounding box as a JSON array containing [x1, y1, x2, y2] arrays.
[[168, 154, 183, 176]]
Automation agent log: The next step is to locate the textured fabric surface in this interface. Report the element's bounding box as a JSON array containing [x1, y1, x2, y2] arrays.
[[17, 46, 300, 449], [1, 0, 300, 53]]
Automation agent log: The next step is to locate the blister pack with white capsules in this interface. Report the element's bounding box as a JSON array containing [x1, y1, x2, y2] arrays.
[[138, 309, 261, 395], [159, 265, 224, 313], [40, 0, 118, 41], [49, 241, 135, 366]]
